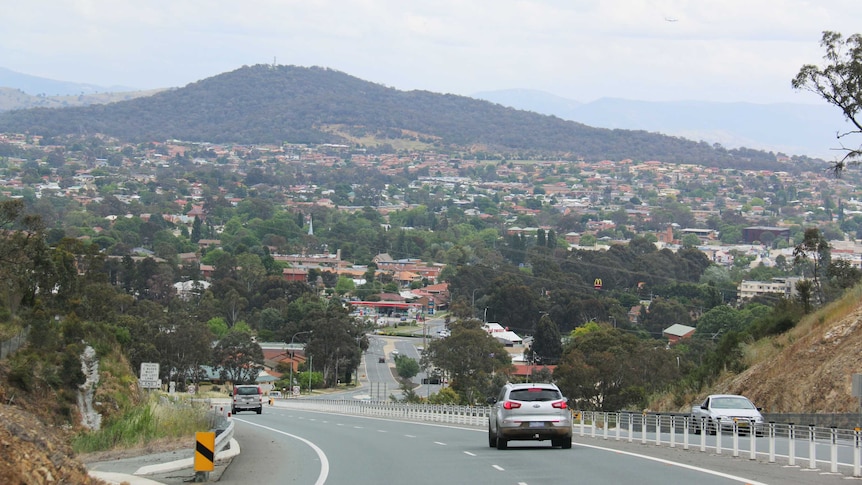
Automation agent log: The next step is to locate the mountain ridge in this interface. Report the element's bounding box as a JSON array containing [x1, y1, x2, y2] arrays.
[[0, 67, 136, 96], [0, 65, 818, 170], [473, 88, 847, 160]]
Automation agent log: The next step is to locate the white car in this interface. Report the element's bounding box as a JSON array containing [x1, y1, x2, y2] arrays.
[[691, 394, 764, 435]]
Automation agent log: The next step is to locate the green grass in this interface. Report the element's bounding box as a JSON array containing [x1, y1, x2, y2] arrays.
[[72, 394, 211, 454]]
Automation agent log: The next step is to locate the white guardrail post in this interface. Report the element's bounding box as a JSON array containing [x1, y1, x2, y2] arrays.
[[715, 418, 722, 455], [749, 419, 756, 460], [831, 427, 838, 473], [808, 424, 817, 470], [730, 419, 739, 458], [641, 413, 647, 445], [788, 423, 796, 466], [628, 413, 634, 443], [683, 416, 689, 450], [669, 415, 676, 448], [768, 422, 776, 463], [854, 428, 861, 477]]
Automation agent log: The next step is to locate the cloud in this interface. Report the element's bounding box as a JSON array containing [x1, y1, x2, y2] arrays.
[[0, 0, 859, 103]]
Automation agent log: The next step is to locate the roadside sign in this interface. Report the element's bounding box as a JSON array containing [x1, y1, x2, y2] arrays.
[[139, 379, 162, 389], [140, 362, 159, 380], [195, 431, 215, 472], [139, 362, 161, 389]]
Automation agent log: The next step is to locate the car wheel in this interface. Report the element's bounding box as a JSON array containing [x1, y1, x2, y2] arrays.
[[561, 437, 572, 449], [488, 426, 497, 447], [692, 420, 701, 435], [231, 407, 237, 414], [256, 406, 262, 414], [496, 436, 508, 450]]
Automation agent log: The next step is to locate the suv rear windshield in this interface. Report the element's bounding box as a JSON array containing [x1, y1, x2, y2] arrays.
[[509, 388, 562, 402], [235, 386, 260, 396]]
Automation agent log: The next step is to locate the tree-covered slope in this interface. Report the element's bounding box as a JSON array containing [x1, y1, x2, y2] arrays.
[[0, 64, 798, 168]]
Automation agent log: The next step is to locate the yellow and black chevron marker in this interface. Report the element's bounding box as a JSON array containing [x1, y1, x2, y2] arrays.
[[195, 431, 215, 472]]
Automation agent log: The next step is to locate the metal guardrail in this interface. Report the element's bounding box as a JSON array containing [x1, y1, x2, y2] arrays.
[[279, 400, 862, 478], [282, 399, 491, 427], [207, 402, 234, 457]]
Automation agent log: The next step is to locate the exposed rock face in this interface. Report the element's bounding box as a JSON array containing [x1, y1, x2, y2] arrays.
[[77, 345, 102, 430], [0, 404, 106, 484], [720, 305, 862, 413]]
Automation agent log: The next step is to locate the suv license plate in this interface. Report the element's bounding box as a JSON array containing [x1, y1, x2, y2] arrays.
[[529, 421, 545, 428]]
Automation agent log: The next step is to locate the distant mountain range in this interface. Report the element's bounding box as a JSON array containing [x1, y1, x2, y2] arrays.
[[473, 89, 848, 160], [0, 65, 824, 171], [0, 67, 136, 96]]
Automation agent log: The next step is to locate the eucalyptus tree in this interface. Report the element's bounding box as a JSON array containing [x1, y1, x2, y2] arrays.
[[793, 31, 862, 173]]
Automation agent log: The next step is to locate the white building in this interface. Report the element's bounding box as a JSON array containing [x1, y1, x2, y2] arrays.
[[483, 322, 523, 347], [737, 277, 801, 301]]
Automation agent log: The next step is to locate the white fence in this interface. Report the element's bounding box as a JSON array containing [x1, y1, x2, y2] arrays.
[[281, 399, 491, 427], [280, 400, 862, 478]]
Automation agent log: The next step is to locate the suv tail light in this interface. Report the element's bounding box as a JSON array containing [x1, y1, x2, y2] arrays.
[[503, 401, 521, 410], [552, 400, 567, 409]]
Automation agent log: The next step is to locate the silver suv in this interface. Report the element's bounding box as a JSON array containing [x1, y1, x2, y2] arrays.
[[231, 384, 263, 414], [488, 382, 572, 449]]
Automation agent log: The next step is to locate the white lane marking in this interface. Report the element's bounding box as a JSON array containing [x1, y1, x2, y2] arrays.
[[377, 429, 387, 433], [236, 419, 329, 485], [405, 434, 416, 438], [518, 482, 529, 485], [267, 408, 768, 485], [434, 441, 447, 446], [492, 465, 505, 471], [353, 426, 363, 429], [464, 451, 476, 456], [574, 441, 769, 485]]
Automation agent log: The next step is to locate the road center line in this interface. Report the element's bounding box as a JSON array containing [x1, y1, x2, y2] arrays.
[[492, 465, 505, 471], [434, 441, 447, 446], [464, 451, 476, 456]]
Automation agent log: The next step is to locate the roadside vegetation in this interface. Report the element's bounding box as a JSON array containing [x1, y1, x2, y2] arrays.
[[71, 393, 212, 454]]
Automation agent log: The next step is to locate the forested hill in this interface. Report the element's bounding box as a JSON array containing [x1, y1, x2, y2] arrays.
[[0, 64, 808, 169]]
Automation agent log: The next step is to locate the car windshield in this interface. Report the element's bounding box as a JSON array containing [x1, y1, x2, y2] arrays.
[[509, 388, 561, 402], [712, 397, 755, 409], [236, 387, 259, 396]]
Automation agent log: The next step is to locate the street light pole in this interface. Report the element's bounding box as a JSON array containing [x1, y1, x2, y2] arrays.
[[308, 355, 313, 395], [288, 330, 312, 398]]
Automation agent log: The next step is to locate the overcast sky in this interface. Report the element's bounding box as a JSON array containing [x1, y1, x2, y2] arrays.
[[2, 1, 860, 104]]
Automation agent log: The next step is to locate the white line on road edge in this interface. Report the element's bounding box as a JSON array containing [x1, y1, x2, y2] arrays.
[[236, 419, 330, 485], [574, 441, 768, 485]]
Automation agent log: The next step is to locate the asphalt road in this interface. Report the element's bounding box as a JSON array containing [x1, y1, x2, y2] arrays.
[[216, 407, 849, 485]]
